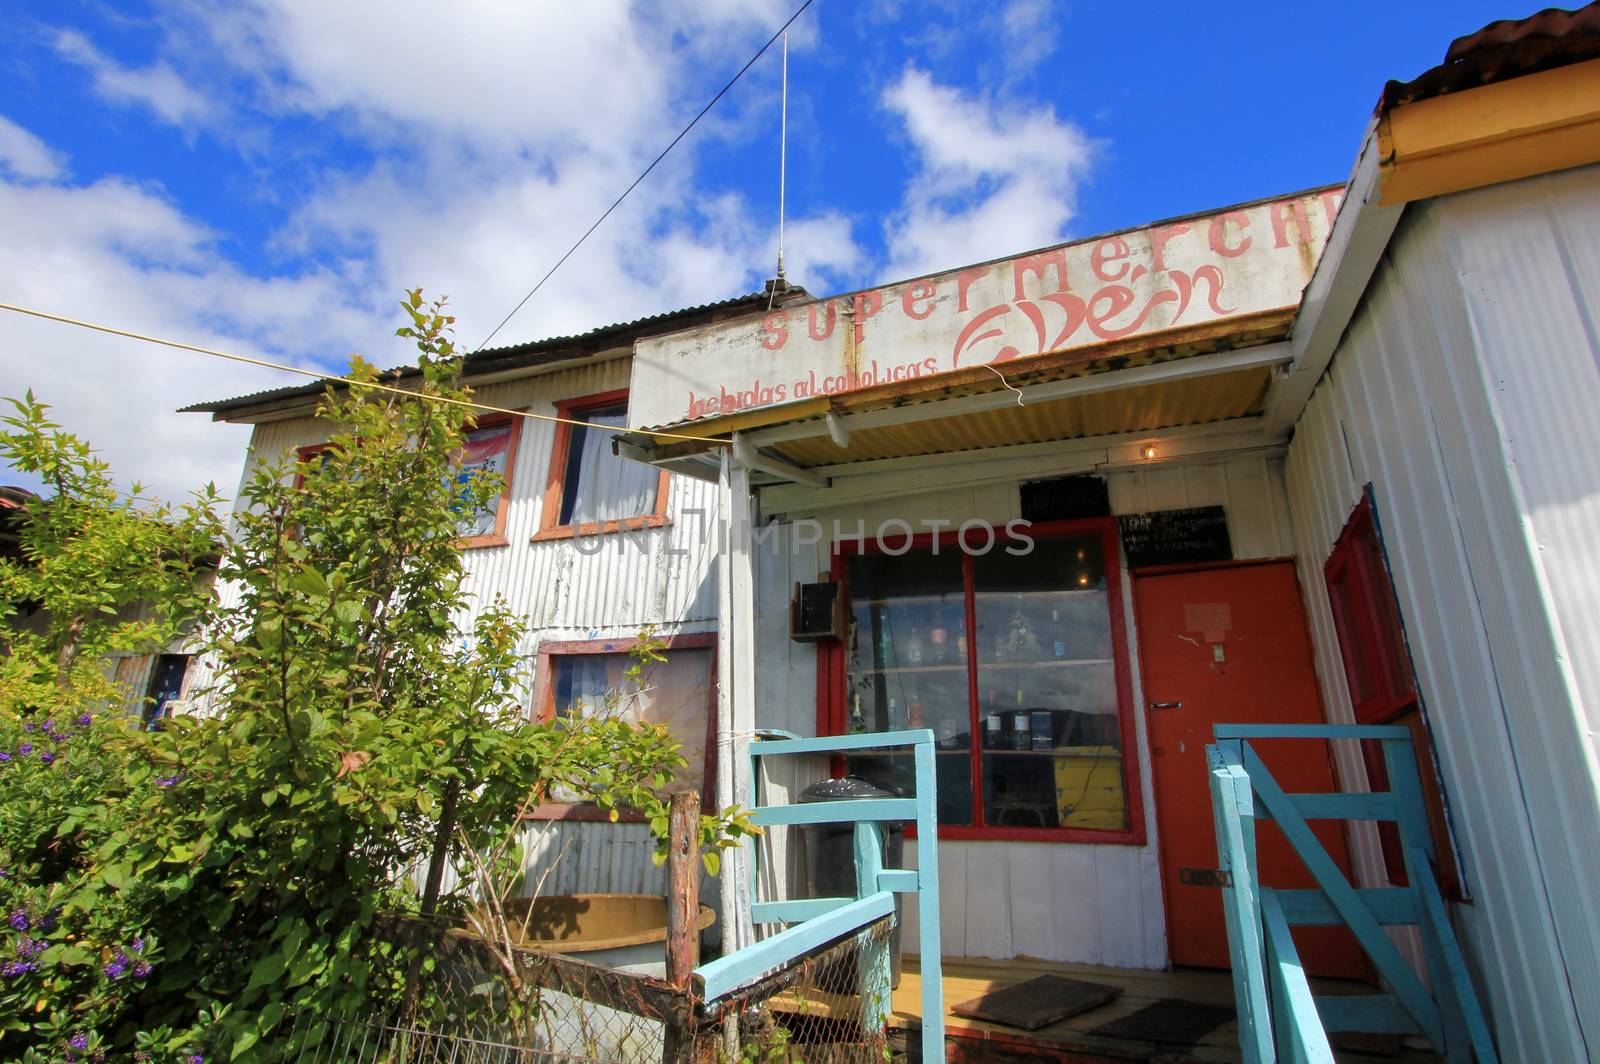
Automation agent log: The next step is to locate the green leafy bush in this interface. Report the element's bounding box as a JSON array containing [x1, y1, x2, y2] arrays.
[[0, 293, 754, 1061]]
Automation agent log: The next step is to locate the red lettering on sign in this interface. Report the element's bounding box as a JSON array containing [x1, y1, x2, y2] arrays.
[[1149, 223, 1193, 272], [903, 281, 937, 320], [958, 266, 989, 312], [1271, 201, 1312, 248], [1011, 250, 1069, 300], [1208, 212, 1251, 257], [951, 305, 1011, 367], [761, 310, 789, 350], [808, 301, 837, 341], [852, 290, 883, 344], [1091, 238, 1130, 282], [1319, 188, 1343, 229]]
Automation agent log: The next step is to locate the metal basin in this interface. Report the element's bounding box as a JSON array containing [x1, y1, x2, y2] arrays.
[[503, 893, 715, 973]]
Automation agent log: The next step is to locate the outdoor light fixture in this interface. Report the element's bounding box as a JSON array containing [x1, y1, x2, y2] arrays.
[[1140, 443, 1158, 461]]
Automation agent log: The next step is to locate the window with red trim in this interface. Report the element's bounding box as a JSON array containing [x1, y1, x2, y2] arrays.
[[529, 635, 716, 820], [451, 413, 522, 547], [292, 413, 522, 549], [1325, 494, 1462, 897], [822, 519, 1143, 844], [535, 390, 668, 540]]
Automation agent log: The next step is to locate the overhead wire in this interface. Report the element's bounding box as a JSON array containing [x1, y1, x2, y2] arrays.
[[471, 0, 816, 352], [0, 301, 729, 445]]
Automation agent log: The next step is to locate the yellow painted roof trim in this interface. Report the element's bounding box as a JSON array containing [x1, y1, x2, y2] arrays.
[[1379, 57, 1600, 206]]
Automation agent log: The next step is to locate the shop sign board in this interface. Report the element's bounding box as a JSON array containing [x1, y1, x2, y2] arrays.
[[629, 190, 1341, 431]]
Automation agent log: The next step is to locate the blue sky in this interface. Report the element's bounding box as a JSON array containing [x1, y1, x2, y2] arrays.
[[0, 0, 1515, 498]]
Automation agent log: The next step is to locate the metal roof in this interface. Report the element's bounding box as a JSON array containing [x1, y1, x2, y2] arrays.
[[180, 287, 801, 420], [1384, 2, 1600, 107]]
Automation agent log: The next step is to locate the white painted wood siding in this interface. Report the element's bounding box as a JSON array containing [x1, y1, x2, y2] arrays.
[[1283, 166, 1600, 1062], [752, 454, 1295, 967]]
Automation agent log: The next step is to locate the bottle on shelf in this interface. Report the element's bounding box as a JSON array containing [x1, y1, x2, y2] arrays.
[[906, 626, 925, 666], [1051, 607, 1068, 659], [907, 700, 925, 728], [1013, 688, 1031, 750], [929, 621, 949, 664], [888, 697, 900, 730], [984, 690, 1002, 749]]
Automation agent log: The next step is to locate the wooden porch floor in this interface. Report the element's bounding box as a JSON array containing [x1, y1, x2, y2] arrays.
[[887, 956, 1442, 1063]]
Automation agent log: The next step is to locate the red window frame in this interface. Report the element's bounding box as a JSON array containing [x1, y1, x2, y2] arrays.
[[528, 633, 718, 822], [292, 411, 524, 550], [818, 517, 1145, 845], [452, 412, 524, 549], [1325, 493, 1462, 898], [533, 389, 670, 541]]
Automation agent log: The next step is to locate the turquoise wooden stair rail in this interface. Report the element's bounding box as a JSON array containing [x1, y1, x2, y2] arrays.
[[1207, 723, 1497, 1064], [690, 728, 943, 1060]]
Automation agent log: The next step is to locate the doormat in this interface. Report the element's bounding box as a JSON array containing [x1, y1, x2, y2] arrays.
[[951, 975, 1122, 1031], [1087, 998, 1234, 1047]]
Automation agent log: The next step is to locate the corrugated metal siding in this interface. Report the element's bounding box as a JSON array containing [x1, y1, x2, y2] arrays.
[[221, 358, 722, 908], [1284, 168, 1600, 1061], [232, 360, 719, 679], [752, 456, 1293, 967]]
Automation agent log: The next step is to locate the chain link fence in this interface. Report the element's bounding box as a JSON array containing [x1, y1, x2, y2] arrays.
[[282, 914, 894, 1063]]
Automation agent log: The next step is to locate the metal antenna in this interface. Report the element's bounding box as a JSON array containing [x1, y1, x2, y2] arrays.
[[776, 31, 789, 283]]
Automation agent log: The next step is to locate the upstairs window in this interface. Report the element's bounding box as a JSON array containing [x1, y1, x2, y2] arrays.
[[536, 390, 667, 539]]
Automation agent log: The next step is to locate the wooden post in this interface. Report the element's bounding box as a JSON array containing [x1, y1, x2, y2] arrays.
[[665, 790, 702, 985], [663, 790, 701, 1064]]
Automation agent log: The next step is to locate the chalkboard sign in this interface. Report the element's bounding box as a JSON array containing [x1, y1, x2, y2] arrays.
[[1118, 506, 1232, 568]]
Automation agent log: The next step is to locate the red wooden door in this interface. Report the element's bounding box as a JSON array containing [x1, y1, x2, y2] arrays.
[[1134, 561, 1368, 978]]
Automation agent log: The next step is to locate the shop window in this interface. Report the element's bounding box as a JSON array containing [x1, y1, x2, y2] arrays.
[[531, 636, 715, 817], [1325, 493, 1462, 897], [535, 390, 668, 540], [824, 520, 1141, 843]]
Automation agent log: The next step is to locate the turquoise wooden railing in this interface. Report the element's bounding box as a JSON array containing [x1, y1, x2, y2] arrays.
[[691, 728, 944, 1060], [1208, 723, 1497, 1064]]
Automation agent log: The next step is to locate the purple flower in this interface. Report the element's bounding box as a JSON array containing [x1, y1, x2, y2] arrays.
[[40, 752, 55, 765], [0, 752, 10, 763], [46, 730, 66, 743], [103, 954, 128, 979], [8, 910, 27, 931], [70, 1034, 88, 1050], [23, 722, 35, 732], [187, 1055, 204, 1064], [40, 908, 58, 931], [130, 937, 143, 953], [42, 719, 54, 732], [156, 775, 181, 787], [132, 960, 151, 979], [17, 938, 45, 959], [76, 713, 92, 727], [1, 960, 36, 977], [18, 743, 32, 756]]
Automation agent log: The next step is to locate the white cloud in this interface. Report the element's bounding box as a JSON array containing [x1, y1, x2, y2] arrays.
[[0, 168, 374, 501], [3, 5, 867, 502], [52, 29, 217, 127], [0, 116, 66, 181], [879, 66, 1094, 280], [1000, 0, 1060, 75]]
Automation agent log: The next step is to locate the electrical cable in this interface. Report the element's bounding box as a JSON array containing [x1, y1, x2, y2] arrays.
[[472, 0, 816, 352], [0, 300, 729, 445]]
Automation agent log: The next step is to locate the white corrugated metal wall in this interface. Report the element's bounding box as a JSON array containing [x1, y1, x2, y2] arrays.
[[1283, 165, 1600, 1062], [753, 452, 1296, 967], [213, 354, 722, 909]]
